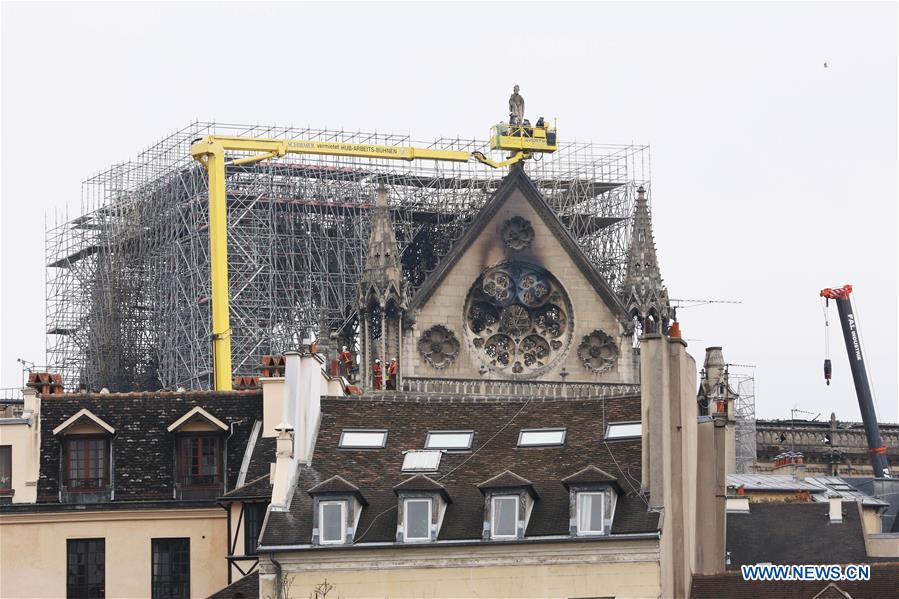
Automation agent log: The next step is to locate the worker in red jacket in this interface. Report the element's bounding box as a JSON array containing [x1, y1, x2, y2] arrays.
[[372, 359, 383, 390], [386, 358, 398, 391], [339, 346, 354, 377]]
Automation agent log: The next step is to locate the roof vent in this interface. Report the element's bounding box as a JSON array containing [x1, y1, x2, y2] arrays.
[[402, 450, 442, 472]]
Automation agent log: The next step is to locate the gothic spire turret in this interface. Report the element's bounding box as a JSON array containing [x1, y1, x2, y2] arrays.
[[359, 186, 405, 306], [357, 186, 406, 390], [621, 186, 671, 333]]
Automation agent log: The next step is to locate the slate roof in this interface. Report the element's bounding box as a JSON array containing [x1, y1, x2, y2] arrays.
[[261, 393, 659, 548], [477, 470, 536, 494], [726, 502, 871, 568], [208, 572, 259, 599], [562, 464, 619, 487], [692, 562, 899, 599], [393, 474, 450, 500], [23, 390, 262, 505], [220, 428, 276, 501]]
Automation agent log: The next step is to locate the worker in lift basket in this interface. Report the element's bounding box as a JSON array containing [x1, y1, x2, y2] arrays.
[[386, 358, 399, 391], [372, 359, 383, 390]]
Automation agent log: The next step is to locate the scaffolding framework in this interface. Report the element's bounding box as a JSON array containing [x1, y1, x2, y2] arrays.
[[732, 372, 758, 474], [46, 121, 650, 391]]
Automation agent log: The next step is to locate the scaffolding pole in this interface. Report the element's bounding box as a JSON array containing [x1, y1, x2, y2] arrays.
[[45, 121, 650, 391]]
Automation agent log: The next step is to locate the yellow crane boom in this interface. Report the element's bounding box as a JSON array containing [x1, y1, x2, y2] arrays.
[[191, 121, 557, 390]]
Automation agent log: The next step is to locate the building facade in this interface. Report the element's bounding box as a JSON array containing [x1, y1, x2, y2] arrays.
[[0, 389, 264, 598]]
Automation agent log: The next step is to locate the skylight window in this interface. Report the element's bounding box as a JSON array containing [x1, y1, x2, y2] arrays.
[[402, 450, 442, 472], [339, 429, 387, 448], [425, 431, 474, 450], [605, 422, 642, 440], [517, 428, 566, 447]]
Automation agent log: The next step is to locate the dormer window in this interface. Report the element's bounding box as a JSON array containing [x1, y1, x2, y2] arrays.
[[53, 409, 115, 502], [576, 492, 605, 535], [167, 407, 229, 499], [178, 435, 221, 489], [308, 475, 367, 546], [562, 465, 619, 537], [490, 495, 519, 539], [319, 500, 347, 544], [477, 470, 538, 541], [403, 498, 432, 542], [393, 474, 450, 543], [65, 437, 109, 492]]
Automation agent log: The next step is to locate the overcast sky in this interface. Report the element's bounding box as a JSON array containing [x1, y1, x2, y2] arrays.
[[2, 2, 896, 422]]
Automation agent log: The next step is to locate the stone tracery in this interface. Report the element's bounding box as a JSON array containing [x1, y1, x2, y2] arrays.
[[465, 261, 572, 377]]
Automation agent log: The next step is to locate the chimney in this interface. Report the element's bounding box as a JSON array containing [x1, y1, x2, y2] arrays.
[[640, 332, 666, 504], [829, 496, 843, 523], [283, 346, 323, 463], [270, 423, 295, 511], [695, 346, 738, 577], [640, 327, 699, 598], [269, 344, 324, 511]]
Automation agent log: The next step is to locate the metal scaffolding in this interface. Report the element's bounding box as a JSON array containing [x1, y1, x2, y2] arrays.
[[732, 371, 758, 474], [45, 121, 650, 391]]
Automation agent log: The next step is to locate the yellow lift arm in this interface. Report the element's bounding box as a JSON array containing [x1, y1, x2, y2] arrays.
[[191, 122, 557, 390]]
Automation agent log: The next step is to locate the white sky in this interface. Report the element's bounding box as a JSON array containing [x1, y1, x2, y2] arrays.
[[1, 1, 897, 422]]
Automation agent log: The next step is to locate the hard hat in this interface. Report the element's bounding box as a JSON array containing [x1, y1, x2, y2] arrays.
[[375, 359, 381, 363]]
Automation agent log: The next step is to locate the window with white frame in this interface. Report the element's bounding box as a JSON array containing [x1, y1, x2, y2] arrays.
[[517, 428, 566, 447], [576, 492, 605, 535], [319, 500, 347, 544], [491, 495, 519, 539], [403, 498, 432, 542], [425, 431, 473, 450], [339, 430, 387, 448], [605, 422, 641, 440]]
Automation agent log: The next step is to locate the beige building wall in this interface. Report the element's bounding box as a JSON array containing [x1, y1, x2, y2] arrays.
[[0, 390, 40, 504], [0, 508, 227, 599], [261, 540, 661, 599], [406, 188, 637, 385]]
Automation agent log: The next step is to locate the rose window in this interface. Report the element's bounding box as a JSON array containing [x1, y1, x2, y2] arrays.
[[417, 325, 460, 369], [577, 329, 619, 374], [464, 261, 572, 377]]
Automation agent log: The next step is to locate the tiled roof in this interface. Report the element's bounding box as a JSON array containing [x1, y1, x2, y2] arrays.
[[393, 474, 450, 500], [726, 502, 871, 568], [562, 464, 618, 487], [261, 393, 658, 548], [208, 572, 259, 599], [692, 562, 899, 599], [33, 391, 262, 504], [308, 475, 363, 496], [222, 434, 275, 500], [222, 475, 271, 500], [477, 470, 536, 493]]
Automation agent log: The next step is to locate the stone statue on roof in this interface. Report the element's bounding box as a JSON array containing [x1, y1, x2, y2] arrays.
[[509, 85, 525, 125]]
